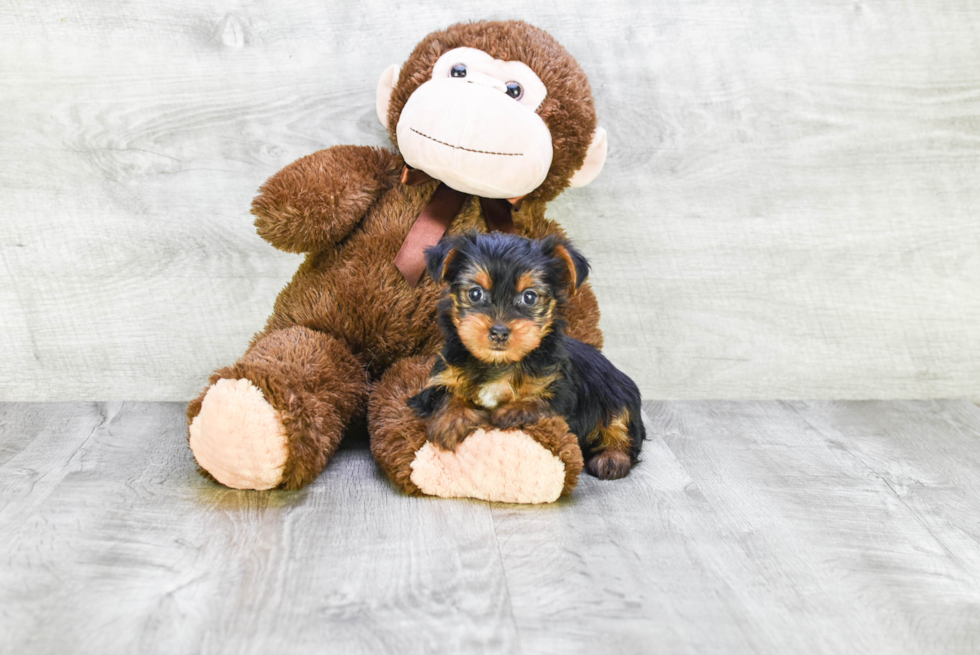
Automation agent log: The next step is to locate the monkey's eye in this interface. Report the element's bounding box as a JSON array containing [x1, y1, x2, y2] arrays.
[[467, 287, 484, 302], [450, 64, 467, 78], [505, 82, 523, 100], [521, 290, 538, 306]]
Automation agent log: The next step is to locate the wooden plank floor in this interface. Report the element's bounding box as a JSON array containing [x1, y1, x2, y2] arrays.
[[1, 400, 979, 654]]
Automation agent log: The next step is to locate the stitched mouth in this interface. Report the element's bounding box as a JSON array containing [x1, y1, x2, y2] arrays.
[[410, 128, 523, 157]]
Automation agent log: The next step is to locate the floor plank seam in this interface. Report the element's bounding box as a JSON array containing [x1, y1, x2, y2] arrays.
[[488, 506, 525, 655], [783, 401, 980, 585]]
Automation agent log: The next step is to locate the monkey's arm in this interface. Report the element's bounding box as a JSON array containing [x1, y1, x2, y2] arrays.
[[251, 146, 402, 253]]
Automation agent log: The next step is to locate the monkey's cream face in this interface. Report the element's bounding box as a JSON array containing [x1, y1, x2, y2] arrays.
[[394, 48, 554, 199]]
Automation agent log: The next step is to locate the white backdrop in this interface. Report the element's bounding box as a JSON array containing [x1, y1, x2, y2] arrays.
[[1, 0, 978, 401]]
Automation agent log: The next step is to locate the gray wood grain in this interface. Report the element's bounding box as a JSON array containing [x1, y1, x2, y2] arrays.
[[3, 400, 980, 653], [642, 399, 980, 655], [0, 403, 518, 655], [2, 1, 980, 401]]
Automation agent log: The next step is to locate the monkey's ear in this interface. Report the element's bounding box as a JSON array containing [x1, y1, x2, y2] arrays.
[[424, 239, 459, 283], [376, 64, 400, 128], [545, 237, 590, 294], [568, 127, 608, 188]]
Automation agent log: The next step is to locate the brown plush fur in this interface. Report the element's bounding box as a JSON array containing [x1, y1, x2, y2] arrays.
[[189, 20, 603, 493], [521, 415, 584, 497], [367, 356, 433, 496]]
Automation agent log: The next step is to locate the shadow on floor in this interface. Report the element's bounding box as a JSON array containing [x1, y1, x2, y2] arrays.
[[338, 414, 371, 451]]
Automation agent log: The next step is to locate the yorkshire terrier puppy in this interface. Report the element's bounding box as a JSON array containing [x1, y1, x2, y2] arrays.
[[408, 232, 644, 480]]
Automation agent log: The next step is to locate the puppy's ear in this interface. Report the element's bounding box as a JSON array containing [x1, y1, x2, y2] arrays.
[[545, 237, 590, 295], [424, 239, 460, 283]]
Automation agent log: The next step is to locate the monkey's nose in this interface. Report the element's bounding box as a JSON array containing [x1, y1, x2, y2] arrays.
[[489, 324, 511, 344], [465, 71, 508, 93]]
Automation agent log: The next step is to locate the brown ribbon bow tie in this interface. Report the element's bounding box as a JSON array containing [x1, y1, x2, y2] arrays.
[[394, 165, 525, 286]]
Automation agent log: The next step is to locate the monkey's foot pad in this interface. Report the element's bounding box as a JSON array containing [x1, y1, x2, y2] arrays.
[[410, 428, 567, 504], [189, 378, 289, 490]]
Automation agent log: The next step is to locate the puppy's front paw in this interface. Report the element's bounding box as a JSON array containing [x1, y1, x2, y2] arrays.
[[428, 405, 489, 451], [585, 450, 632, 480], [491, 404, 546, 430]]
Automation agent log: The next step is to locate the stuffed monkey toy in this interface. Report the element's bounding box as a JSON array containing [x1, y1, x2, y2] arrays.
[[187, 20, 608, 503]]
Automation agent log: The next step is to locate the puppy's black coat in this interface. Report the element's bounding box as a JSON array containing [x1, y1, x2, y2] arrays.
[[408, 232, 644, 480]]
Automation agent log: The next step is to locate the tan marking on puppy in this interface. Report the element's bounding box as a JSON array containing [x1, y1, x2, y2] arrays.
[[449, 295, 462, 322], [473, 268, 492, 290], [585, 410, 633, 452], [428, 364, 468, 391], [516, 271, 537, 293], [511, 372, 558, 401], [502, 318, 546, 363], [604, 411, 633, 451], [458, 314, 545, 365], [554, 244, 579, 295], [538, 299, 557, 335], [438, 247, 459, 282], [457, 313, 500, 363]]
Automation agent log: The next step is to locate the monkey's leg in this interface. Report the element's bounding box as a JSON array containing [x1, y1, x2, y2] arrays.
[[187, 326, 369, 490], [368, 356, 583, 503]]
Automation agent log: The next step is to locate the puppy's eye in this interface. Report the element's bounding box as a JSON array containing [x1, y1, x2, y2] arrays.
[[521, 290, 538, 306], [467, 287, 484, 302], [450, 64, 467, 78], [505, 82, 523, 100]]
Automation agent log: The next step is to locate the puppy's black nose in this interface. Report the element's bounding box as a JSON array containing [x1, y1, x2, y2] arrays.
[[489, 324, 511, 344]]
